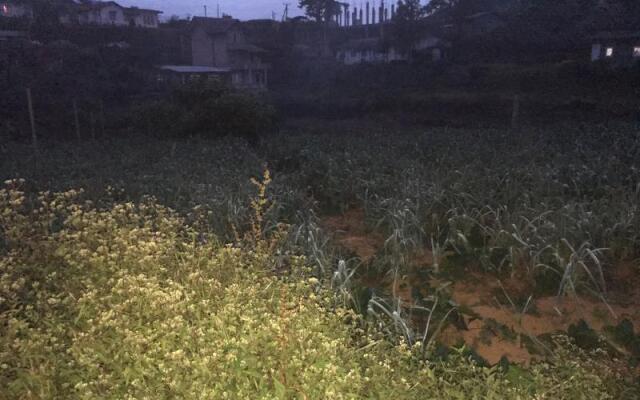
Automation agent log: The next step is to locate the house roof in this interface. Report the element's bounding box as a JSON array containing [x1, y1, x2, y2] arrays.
[[124, 7, 162, 15], [158, 65, 231, 74], [77, 2, 161, 15], [191, 16, 239, 35], [465, 11, 503, 20], [77, 1, 123, 11]]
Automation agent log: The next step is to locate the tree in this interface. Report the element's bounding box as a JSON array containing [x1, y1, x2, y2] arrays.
[[298, 0, 342, 23], [392, 0, 427, 56], [424, 0, 460, 15]]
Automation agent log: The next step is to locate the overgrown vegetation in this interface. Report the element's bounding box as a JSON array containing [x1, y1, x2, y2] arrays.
[[1, 121, 640, 397]]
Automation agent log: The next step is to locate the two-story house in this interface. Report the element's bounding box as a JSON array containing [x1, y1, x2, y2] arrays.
[[191, 16, 268, 90], [69, 1, 161, 28]]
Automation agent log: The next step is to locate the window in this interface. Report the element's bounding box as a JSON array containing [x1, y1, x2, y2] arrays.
[[1, 4, 9, 15], [634, 47, 640, 58], [143, 14, 154, 25], [605, 47, 614, 57], [109, 11, 117, 22]]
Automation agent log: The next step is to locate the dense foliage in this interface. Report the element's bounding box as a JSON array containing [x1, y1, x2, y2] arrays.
[[1, 122, 640, 397], [0, 179, 635, 399], [133, 81, 278, 143]]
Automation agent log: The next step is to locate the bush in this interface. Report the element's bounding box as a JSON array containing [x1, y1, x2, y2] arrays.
[[133, 80, 278, 143]]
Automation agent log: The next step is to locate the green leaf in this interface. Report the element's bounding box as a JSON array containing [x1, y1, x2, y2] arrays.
[[273, 377, 287, 399]]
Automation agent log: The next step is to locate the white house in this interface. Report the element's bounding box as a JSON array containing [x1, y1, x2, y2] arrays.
[[74, 1, 161, 28], [0, 1, 33, 18], [337, 34, 448, 65], [337, 38, 406, 65], [124, 7, 161, 28], [77, 1, 128, 26]]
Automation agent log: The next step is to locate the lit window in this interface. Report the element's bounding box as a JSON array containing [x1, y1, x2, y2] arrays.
[[1, 4, 9, 15], [634, 47, 640, 58], [605, 47, 614, 57]]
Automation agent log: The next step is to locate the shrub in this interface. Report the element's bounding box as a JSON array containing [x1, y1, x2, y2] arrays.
[[133, 80, 278, 143]]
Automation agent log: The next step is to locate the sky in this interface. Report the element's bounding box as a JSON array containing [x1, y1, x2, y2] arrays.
[[116, 0, 306, 21]]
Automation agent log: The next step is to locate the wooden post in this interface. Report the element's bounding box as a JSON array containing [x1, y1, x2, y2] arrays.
[[73, 99, 81, 141], [511, 95, 520, 130], [99, 99, 106, 136], [90, 111, 96, 140], [26, 88, 38, 157]]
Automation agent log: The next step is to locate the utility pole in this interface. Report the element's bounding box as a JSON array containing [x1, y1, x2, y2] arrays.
[[203, 5, 207, 17], [282, 3, 289, 22], [217, 3, 220, 17]]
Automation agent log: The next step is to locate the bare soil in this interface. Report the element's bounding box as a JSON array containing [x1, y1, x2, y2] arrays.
[[322, 208, 640, 367]]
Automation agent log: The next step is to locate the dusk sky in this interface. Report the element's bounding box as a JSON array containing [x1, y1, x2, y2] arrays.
[[116, 0, 307, 21]]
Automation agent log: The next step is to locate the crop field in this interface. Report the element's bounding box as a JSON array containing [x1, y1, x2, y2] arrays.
[[1, 120, 640, 398]]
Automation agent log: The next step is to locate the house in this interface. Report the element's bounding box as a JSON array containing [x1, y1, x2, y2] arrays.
[[124, 7, 161, 28], [336, 34, 449, 65], [337, 38, 405, 65], [0, 1, 33, 18], [156, 65, 232, 85], [591, 31, 640, 65], [76, 1, 128, 26], [191, 16, 269, 90], [69, 1, 161, 28]]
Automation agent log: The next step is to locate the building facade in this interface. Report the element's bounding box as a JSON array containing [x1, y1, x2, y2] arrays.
[[191, 17, 268, 90], [337, 34, 448, 65], [124, 7, 161, 28], [591, 31, 640, 65], [67, 1, 161, 28], [77, 2, 128, 26]]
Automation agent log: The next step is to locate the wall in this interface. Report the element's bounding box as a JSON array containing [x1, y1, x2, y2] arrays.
[[192, 27, 214, 66], [213, 35, 229, 67], [130, 12, 159, 29], [79, 5, 127, 27], [592, 40, 640, 64]]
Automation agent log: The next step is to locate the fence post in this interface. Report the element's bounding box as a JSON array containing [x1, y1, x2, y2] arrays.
[[73, 99, 81, 141], [90, 111, 96, 140], [99, 99, 106, 137], [26, 88, 38, 158], [511, 94, 520, 130]]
